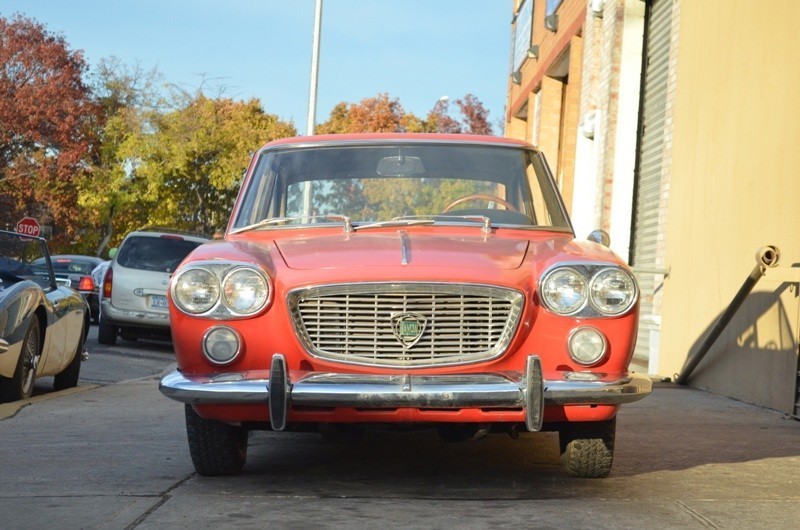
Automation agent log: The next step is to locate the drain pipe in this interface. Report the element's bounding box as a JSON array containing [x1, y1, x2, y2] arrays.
[[676, 246, 781, 385]]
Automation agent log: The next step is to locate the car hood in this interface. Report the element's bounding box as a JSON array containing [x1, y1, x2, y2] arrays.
[[273, 232, 531, 270]]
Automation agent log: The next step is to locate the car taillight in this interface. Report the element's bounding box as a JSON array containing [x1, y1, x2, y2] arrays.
[[78, 276, 95, 291], [103, 267, 113, 298]]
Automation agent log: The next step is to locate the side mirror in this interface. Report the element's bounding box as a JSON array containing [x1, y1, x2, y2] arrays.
[[587, 229, 610, 247]]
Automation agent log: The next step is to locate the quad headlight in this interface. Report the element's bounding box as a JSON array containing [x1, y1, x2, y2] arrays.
[[539, 264, 637, 317], [172, 262, 271, 318]]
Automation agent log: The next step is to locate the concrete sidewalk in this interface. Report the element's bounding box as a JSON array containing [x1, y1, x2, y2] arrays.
[[0, 377, 798, 528]]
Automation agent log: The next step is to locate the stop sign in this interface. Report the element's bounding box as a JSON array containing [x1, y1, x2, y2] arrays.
[[15, 217, 41, 237]]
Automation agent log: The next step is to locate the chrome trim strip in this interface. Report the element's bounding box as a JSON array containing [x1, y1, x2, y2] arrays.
[[398, 230, 410, 265], [160, 358, 653, 423]]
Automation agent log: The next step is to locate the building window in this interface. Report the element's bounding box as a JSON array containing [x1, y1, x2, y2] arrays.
[[511, 0, 534, 74], [545, 0, 562, 31]]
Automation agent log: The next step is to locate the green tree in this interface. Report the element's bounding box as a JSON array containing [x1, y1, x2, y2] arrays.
[[120, 91, 296, 236], [78, 57, 165, 255]]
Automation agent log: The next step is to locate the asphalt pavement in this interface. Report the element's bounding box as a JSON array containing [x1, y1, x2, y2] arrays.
[[0, 375, 798, 529]]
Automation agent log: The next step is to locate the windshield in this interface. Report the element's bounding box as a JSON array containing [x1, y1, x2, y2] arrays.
[[116, 236, 205, 273], [0, 230, 53, 289], [232, 143, 570, 231]]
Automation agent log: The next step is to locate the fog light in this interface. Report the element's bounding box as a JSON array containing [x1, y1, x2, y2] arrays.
[[568, 327, 607, 365], [202, 326, 242, 365]]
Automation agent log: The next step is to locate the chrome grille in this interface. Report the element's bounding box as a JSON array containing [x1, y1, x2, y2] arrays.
[[288, 283, 524, 368]]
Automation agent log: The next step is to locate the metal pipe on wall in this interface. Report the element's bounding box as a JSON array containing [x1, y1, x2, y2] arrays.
[[676, 246, 781, 385]]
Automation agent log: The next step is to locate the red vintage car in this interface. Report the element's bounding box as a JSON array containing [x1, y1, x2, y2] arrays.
[[160, 133, 651, 478]]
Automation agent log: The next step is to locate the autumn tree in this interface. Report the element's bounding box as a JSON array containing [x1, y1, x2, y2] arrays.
[[316, 93, 407, 134], [316, 92, 493, 136], [118, 91, 296, 236], [0, 15, 98, 248]]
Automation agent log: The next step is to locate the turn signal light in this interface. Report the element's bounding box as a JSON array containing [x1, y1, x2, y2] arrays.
[[103, 267, 113, 298]]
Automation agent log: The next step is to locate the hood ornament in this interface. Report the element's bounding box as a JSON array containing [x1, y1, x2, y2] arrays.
[[391, 312, 427, 349]]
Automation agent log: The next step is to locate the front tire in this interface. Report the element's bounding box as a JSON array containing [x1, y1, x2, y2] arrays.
[[558, 418, 616, 478], [98, 318, 117, 346], [0, 318, 40, 403], [185, 404, 248, 476]]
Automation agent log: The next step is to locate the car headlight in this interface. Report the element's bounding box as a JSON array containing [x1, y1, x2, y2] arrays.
[[170, 261, 272, 318], [539, 264, 637, 317], [203, 326, 242, 364], [540, 267, 588, 315], [589, 268, 637, 316], [222, 268, 270, 314], [568, 327, 607, 365], [173, 268, 220, 314]]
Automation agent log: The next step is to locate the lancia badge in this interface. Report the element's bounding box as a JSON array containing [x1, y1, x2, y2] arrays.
[[391, 312, 427, 348]]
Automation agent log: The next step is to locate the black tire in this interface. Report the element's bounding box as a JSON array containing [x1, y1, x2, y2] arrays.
[[98, 318, 117, 346], [54, 321, 85, 391], [0, 318, 40, 403], [558, 418, 616, 478], [185, 404, 248, 476]]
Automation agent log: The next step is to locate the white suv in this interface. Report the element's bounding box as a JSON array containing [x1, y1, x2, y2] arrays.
[[98, 229, 210, 345]]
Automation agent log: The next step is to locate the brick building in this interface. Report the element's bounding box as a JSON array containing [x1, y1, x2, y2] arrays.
[[506, 0, 800, 416]]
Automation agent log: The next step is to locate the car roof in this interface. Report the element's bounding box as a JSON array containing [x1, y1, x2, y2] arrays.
[[123, 229, 210, 243], [51, 255, 103, 263], [259, 133, 534, 152]]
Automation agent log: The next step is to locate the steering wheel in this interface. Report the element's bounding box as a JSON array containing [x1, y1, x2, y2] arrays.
[[442, 194, 518, 213]]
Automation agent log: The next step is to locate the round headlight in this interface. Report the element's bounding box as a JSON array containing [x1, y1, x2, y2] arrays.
[[173, 268, 220, 314], [222, 268, 270, 315], [568, 327, 607, 365], [203, 326, 241, 364], [540, 267, 588, 315], [590, 268, 637, 315]]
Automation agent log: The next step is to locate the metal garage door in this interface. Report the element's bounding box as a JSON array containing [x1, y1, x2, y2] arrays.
[[630, 0, 673, 372]]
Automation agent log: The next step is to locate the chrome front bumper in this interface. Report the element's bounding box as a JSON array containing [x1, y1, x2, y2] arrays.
[[159, 355, 652, 432]]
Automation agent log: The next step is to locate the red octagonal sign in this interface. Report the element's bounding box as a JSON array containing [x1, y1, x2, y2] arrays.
[[16, 217, 41, 237]]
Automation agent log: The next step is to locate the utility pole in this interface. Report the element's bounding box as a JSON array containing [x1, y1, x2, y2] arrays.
[[303, 0, 323, 219], [307, 0, 323, 136]]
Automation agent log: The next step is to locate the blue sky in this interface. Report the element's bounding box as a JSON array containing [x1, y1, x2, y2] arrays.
[[2, 1, 512, 133]]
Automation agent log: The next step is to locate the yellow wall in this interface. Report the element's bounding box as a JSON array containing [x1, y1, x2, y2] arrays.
[[660, 0, 800, 411]]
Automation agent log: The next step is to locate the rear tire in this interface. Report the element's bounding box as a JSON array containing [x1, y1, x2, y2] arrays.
[[98, 318, 117, 346], [54, 321, 85, 391], [558, 418, 616, 478], [0, 318, 40, 403], [185, 404, 248, 476]]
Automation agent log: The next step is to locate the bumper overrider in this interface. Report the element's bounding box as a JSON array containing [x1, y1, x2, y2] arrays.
[[160, 355, 652, 432]]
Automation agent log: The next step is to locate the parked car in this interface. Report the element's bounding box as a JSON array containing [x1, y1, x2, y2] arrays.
[[98, 229, 210, 345], [159, 134, 652, 478], [32, 254, 103, 323], [0, 230, 89, 403]]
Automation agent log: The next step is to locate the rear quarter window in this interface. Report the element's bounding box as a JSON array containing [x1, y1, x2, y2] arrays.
[[116, 236, 203, 273]]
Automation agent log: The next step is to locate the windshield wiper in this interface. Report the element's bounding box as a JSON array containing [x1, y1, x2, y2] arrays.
[[233, 214, 353, 234], [352, 218, 435, 232], [373, 215, 492, 234]]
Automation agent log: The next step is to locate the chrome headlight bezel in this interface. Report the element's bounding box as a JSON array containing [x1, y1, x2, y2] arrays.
[[538, 263, 638, 318], [171, 261, 272, 319]]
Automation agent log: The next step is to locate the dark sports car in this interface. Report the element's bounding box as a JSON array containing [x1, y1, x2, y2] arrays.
[[0, 230, 89, 403]]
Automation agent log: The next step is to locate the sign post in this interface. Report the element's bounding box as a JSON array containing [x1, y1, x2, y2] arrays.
[[15, 217, 41, 237]]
